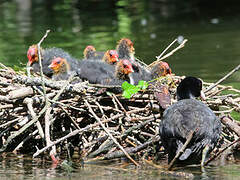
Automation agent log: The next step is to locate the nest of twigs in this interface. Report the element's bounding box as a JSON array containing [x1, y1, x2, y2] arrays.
[[0, 62, 240, 169]]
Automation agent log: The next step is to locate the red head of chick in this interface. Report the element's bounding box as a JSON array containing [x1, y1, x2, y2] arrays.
[[116, 38, 135, 61], [83, 45, 96, 59], [102, 50, 119, 65], [27, 44, 40, 65], [48, 57, 70, 74], [151, 61, 172, 78], [115, 59, 134, 82]]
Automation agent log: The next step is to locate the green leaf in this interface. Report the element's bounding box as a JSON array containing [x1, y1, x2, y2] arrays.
[[137, 80, 149, 90], [122, 81, 140, 99]]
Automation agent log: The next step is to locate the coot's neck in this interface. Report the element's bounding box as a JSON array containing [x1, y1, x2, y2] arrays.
[[177, 85, 197, 101]]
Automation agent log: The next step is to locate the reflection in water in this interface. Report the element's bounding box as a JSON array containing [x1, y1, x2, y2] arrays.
[[0, 153, 240, 179], [15, 0, 32, 37]]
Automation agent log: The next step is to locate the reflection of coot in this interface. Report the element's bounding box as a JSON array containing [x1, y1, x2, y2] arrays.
[[159, 77, 221, 166]]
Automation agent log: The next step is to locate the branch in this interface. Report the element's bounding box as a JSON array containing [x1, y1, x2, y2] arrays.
[[84, 99, 140, 167], [204, 64, 240, 93], [148, 39, 188, 68], [168, 130, 194, 170]]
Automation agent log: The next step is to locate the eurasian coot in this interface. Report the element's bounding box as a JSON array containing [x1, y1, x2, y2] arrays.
[[159, 77, 221, 166]]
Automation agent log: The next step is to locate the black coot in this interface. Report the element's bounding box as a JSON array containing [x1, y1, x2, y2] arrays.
[[159, 77, 221, 166]]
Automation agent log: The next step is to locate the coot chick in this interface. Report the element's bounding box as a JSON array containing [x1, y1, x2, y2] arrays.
[[48, 57, 75, 81], [151, 61, 172, 79], [116, 38, 135, 62], [159, 77, 221, 166], [83, 45, 105, 60], [27, 44, 80, 77], [131, 61, 172, 85], [27, 44, 53, 77], [77, 59, 134, 86], [102, 50, 119, 65]]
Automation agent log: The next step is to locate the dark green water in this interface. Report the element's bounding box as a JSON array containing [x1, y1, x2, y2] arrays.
[[0, 0, 240, 179]]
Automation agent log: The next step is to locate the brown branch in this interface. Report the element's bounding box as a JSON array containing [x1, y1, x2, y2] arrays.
[[204, 137, 240, 166], [148, 39, 188, 68], [84, 99, 140, 167], [204, 64, 240, 93]]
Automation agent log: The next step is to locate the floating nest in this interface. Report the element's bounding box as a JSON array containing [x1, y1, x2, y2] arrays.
[[0, 61, 239, 172]]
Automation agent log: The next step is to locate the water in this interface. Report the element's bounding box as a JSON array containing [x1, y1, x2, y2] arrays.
[[0, 153, 239, 180], [0, 0, 240, 179]]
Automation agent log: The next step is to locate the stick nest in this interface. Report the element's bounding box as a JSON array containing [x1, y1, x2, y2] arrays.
[[0, 65, 240, 166]]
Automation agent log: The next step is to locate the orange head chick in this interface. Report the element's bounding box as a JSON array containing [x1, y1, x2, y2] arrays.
[[151, 61, 172, 78], [102, 50, 119, 64], [83, 45, 96, 59], [115, 59, 134, 78], [48, 57, 70, 74]]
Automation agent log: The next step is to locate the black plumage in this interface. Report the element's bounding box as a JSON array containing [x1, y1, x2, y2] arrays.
[[159, 77, 221, 166], [77, 59, 134, 87]]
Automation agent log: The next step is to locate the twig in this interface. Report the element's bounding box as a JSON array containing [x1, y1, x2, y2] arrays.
[[204, 137, 240, 166], [112, 94, 131, 119], [23, 97, 44, 139], [148, 39, 188, 68], [204, 64, 240, 93], [156, 38, 177, 59], [33, 112, 126, 157], [84, 99, 140, 167], [168, 130, 195, 170], [37, 30, 51, 101]]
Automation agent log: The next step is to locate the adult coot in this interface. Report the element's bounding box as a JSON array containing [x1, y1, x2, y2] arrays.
[[159, 77, 221, 166]]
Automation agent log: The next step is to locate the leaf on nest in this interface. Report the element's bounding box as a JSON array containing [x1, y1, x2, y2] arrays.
[[122, 81, 149, 99]]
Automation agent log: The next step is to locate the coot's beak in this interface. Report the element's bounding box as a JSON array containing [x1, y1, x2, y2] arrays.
[[48, 63, 54, 69], [200, 91, 206, 100]]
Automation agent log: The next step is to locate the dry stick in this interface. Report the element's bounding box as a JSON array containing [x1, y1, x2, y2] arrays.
[[112, 94, 131, 119], [204, 137, 240, 166], [45, 107, 57, 161], [84, 99, 140, 167], [60, 107, 81, 130], [0, 102, 50, 153], [33, 110, 126, 157], [37, 29, 51, 101], [0, 71, 72, 154], [204, 64, 240, 93], [23, 98, 44, 139], [148, 39, 188, 68], [156, 38, 177, 60], [33, 107, 149, 157], [0, 117, 22, 128], [168, 130, 195, 170], [221, 116, 240, 137]]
